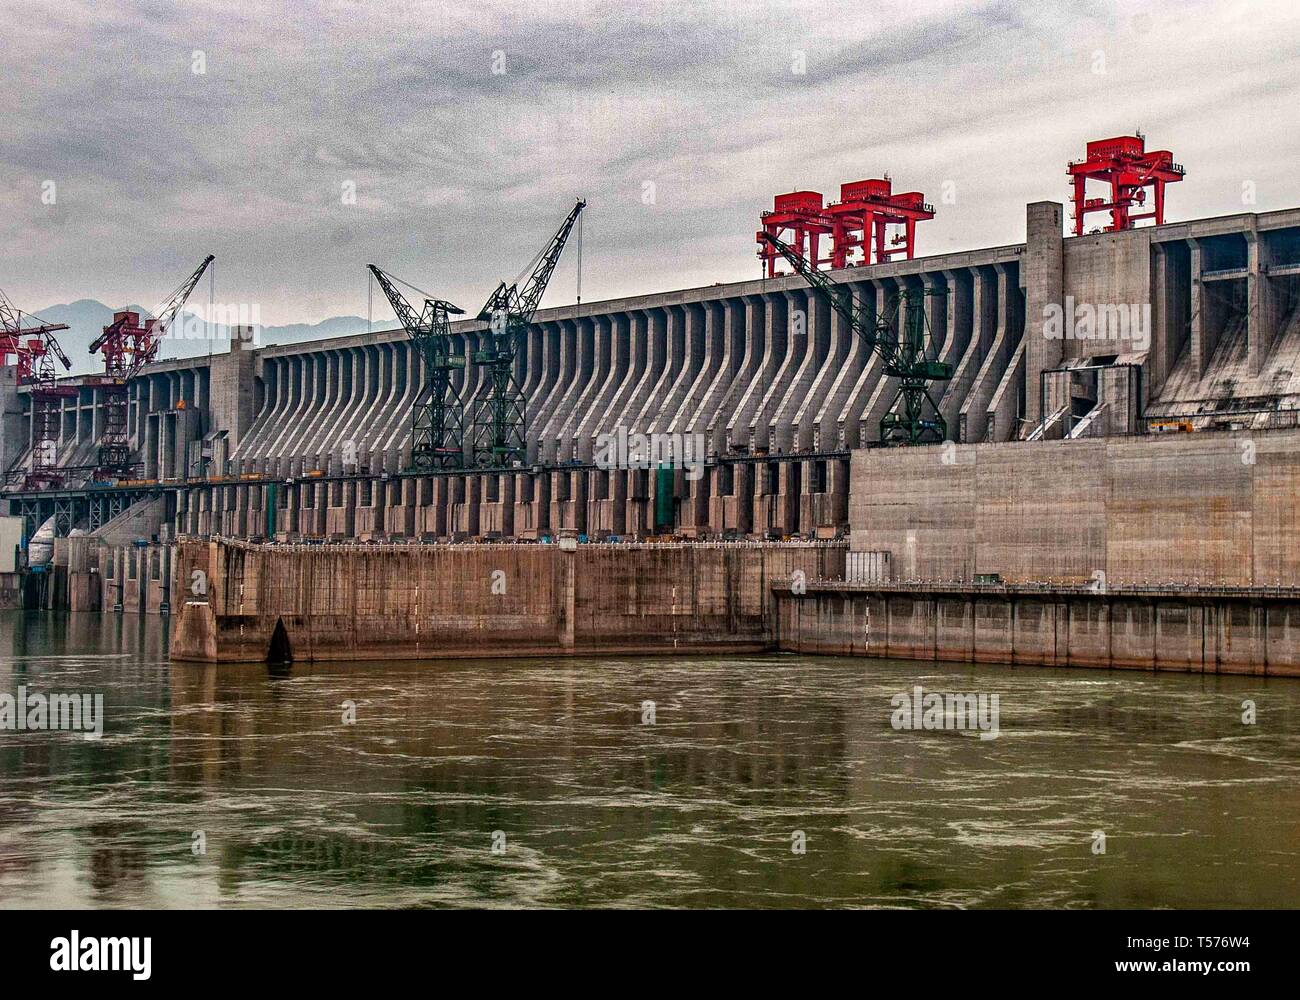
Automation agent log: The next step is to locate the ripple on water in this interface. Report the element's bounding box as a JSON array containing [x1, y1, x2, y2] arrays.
[[1, 615, 1298, 908]]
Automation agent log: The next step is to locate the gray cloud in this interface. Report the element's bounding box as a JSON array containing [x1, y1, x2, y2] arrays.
[[2, 0, 1298, 328]]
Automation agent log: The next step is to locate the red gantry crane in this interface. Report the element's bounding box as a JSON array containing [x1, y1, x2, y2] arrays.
[[758, 177, 934, 277], [87, 255, 214, 478], [1067, 135, 1184, 235], [0, 289, 75, 489], [825, 178, 935, 268]]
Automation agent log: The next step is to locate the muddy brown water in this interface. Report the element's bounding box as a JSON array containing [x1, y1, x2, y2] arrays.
[[1, 611, 1296, 908]]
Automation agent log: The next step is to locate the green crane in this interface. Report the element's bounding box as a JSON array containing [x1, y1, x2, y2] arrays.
[[472, 198, 586, 467], [759, 232, 952, 446], [367, 264, 466, 470]]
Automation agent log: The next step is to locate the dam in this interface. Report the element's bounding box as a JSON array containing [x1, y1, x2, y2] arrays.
[[6, 142, 1300, 672]]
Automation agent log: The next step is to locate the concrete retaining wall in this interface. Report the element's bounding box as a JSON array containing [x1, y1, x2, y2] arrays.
[[776, 584, 1300, 676], [170, 539, 845, 663], [850, 428, 1300, 587]]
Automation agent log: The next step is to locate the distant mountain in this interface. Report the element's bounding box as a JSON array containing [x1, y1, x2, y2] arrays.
[[252, 315, 375, 347], [31, 300, 373, 374]]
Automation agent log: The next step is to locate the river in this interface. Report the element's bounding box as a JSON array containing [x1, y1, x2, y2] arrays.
[[0, 611, 1296, 908]]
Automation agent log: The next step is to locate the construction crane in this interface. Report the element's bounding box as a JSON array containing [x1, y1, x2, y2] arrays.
[[87, 255, 214, 476], [472, 198, 585, 467], [0, 290, 74, 489], [367, 264, 466, 470], [759, 232, 952, 446]]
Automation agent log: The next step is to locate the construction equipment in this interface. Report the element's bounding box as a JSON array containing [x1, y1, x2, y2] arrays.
[[0, 289, 75, 488], [757, 177, 934, 277], [1067, 135, 1184, 235], [472, 198, 585, 467], [88, 255, 214, 476], [825, 178, 934, 268], [367, 264, 466, 470], [760, 232, 952, 445]]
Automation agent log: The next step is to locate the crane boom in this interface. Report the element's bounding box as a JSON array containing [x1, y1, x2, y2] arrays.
[[759, 231, 952, 446], [368, 265, 465, 336], [133, 254, 214, 372], [367, 264, 466, 470], [470, 198, 586, 467], [0, 290, 72, 380], [476, 198, 586, 328], [88, 254, 214, 478], [87, 314, 126, 355], [0, 290, 75, 488], [88, 254, 214, 370]]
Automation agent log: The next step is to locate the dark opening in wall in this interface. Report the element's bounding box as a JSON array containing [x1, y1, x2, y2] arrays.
[[1162, 240, 1193, 367], [811, 460, 827, 494], [1276, 273, 1300, 330], [720, 463, 735, 497], [765, 462, 780, 496], [1269, 229, 1300, 269], [1009, 264, 1026, 341], [1200, 232, 1248, 273], [1204, 277, 1248, 362], [267, 617, 292, 665]]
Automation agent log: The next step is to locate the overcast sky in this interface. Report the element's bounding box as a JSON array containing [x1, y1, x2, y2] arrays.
[[3, 0, 1298, 326]]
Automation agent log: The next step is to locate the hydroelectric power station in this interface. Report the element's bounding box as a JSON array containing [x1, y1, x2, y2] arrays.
[[6, 136, 1300, 674]]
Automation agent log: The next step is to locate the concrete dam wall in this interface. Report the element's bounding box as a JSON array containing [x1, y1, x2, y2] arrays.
[[168, 535, 1300, 676], [775, 583, 1300, 677], [170, 539, 844, 663], [163, 427, 1300, 673], [849, 428, 1300, 588], [8, 202, 1300, 552], [14, 197, 1300, 677]]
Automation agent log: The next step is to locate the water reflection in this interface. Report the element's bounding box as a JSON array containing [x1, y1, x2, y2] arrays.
[[1, 610, 1297, 908]]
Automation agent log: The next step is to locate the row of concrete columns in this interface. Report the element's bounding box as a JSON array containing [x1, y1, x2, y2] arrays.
[[220, 263, 1025, 480], [174, 457, 851, 543]]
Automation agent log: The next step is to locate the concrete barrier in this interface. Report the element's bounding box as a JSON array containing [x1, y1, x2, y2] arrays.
[[170, 539, 845, 663], [775, 583, 1300, 676]]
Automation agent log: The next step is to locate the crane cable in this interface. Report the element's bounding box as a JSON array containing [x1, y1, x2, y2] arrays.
[[207, 260, 215, 361], [382, 269, 446, 306], [575, 207, 583, 309]]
